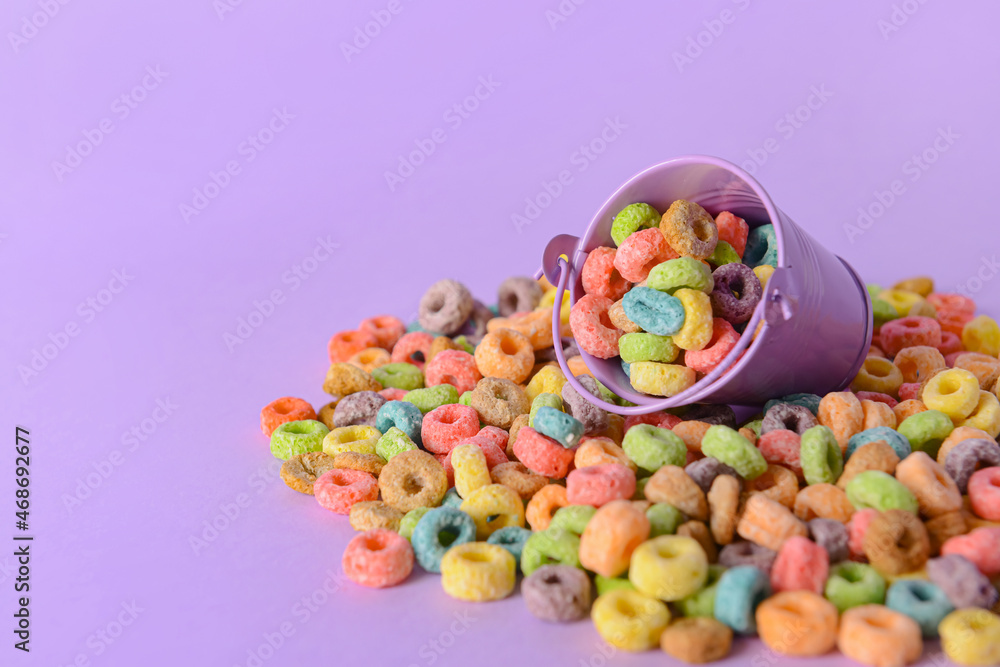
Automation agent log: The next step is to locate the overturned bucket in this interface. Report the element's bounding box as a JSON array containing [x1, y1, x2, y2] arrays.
[[541, 155, 873, 415]]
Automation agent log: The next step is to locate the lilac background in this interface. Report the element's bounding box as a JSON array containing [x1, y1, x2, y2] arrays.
[[2, 0, 999, 665]]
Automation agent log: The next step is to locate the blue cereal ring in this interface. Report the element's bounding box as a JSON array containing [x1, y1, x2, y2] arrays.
[[622, 286, 685, 336], [885, 579, 954, 638], [376, 400, 424, 446], [487, 526, 532, 567], [533, 406, 585, 448], [441, 487, 463, 509], [743, 224, 777, 269], [411, 507, 477, 573], [846, 426, 911, 461], [714, 565, 771, 634]]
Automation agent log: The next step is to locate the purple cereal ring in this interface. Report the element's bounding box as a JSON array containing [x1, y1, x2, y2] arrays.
[[926, 554, 1000, 609], [455, 299, 493, 345], [684, 404, 737, 429], [808, 518, 850, 564], [718, 541, 777, 574], [685, 457, 743, 494], [497, 277, 544, 317], [710, 263, 762, 324], [332, 391, 387, 428], [761, 403, 818, 436], [944, 438, 1000, 494], [561, 375, 608, 435], [419, 279, 474, 335], [522, 564, 592, 622]]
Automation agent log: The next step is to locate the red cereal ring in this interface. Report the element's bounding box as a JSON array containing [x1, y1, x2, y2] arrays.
[[475, 425, 509, 452], [624, 412, 682, 434], [566, 463, 636, 507], [927, 293, 975, 316], [879, 316, 942, 357], [613, 228, 678, 283], [328, 329, 379, 363], [342, 528, 414, 588], [421, 404, 480, 454], [314, 468, 379, 514], [685, 318, 740, 374], [379, 388, 408, 401], [390, 331, 434, 369], [424, 349, 483, 395], [715, 211, 749, 258], [937, 310, 974, 337], [512, 427, 575, 479], [569, 294, 623, 359], [897, 383, 921, 401], [937, 330, 963, 356], [854, 391, 898, 409], [260, 397, 317, 436], [359, 315, 406, 350], [757, 429, 804, 478], [581, 247, 630, 300]]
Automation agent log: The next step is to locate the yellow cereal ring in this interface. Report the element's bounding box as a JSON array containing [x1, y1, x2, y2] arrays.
[[440, 542, 515, 602], [962, 315, 1000, 357], [923, 369, 981, 421], [459, 483, 525, 539], [957, 391, 1000, 438], [629, 362, 696, 397], [754, 264, 775, 290], [452, 443, 491, 499], [323, 425, 380, 456], [939, 608, 1000, 666], [591, 588, 671, 652], [525, 365, 567, 403], [878, 289, 924, 316], [629, 535, 709, 601], [671, 288, 713, 351]]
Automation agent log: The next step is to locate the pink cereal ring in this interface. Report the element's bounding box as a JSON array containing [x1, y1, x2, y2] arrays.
[[421, 404, 480, 454], [624, 412, 682, 434], [390, 331, 434, 369], [314, 468, 378, 514], [342, 528, 414, 588], [569, 294, 623, 359], [941, 527, 1000, 577], [512, 427, 575, 479], [847, 508, 879, 560], [879, 317, 942, 357], [440, 435, 508, 487], [475, 425, 509, 452], [379, 388, 408, 401], [927, 293, 975, 317], [359, 315, 406, 350], [937, 331, 963, 357], [566, 463, 637, 507], [581, 247, 630, 300], [854, 391, 898, 408], [967, 467, 1000, 522], [685, 318, 740, 374], [897, 383, 921, 402], [424, 350, 482, 395], [771, 535, 829, 594], [613, 228, 678, 283], [715, 211, 749, 258], [757, 429, 804, 478]]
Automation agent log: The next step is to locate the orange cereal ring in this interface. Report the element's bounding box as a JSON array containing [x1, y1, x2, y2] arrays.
[[645, 465, 709, 520], [574, 436, 636, 471], [581, 246, 630, 300], [613, 228, 677, 283], [937, 310, 973, 338], [671, 420, 712, 455], [954, 352, 1000, 391], [927, 292, 975, 317], [579, 499, 651, 577], [348, 347, 391, 373], [513, 427, 575, 479], [893, 346, 946, 384], [487, 309, 554, 350], [390, 331, 434, 369], [818, 391, 864, 453], [475, 328, 534, 383], [736, 493, 808, 552], [261, 396, 317, 436], [328, 329, 379, 363], [525, 484, 569, 531], [490, 461, 546, 500], [684, 318, 740, 374], [893, 399, 926, 425], [837, 441, 901, 489], [757, 591, 838, 656], [608, 298, 641, 334], [708, 473, 740, 545], [424, 349, 482, 394], [894, 451, 961, 518], [359, 315, 406, 350], [314, 468, 378, 515], [715, 211, 749, 258], [794, 484, 855, 523], [746, 464, 799, 508], [342, 528, 414, 588], [566, 355, 591, 377], [677, 520, 718, 563], [838, 605, 922, 667], [569, 294, 623, 359], [861, 399, 897, 430]]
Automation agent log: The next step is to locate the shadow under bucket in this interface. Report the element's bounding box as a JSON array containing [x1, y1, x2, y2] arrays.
[[542, 155, 873, 415]]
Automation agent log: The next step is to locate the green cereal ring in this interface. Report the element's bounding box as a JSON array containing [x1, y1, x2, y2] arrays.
[[647, 257, 714, 295], [678, 564, 726, 618], [595, 379, 625, 406], [520, 528, 582, 576], [529, 392, 564, 427], [825, 562, 886, 613], [618, 333, 681, 364], [708, 241, 740, 267], [634, 476, 651, 499], [459, 391, 473, 407], [595, 574, 636, 595], [800, 425, 844, 485], [403, 384, 459, 414], [701, 425, 767, 480], [399, 506, 432, 541], [646, 502, 684, 537], [742, 418, 764, 437], [452, 335, 475, 354], [872, 298, 900, 326], [866, 284, 882, 300], [897, 410, 954, 458], [611, 203, 661, 246], [372, 363, 424, 390], [623, 424, 687, 473], [270, 420, 329, 460], [845, 470, 919, 513], [376, 426, 418, 461], [549, 504, 597, 535]]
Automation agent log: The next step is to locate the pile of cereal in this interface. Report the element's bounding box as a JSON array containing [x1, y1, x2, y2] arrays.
[[261, 203, 1000, 666]]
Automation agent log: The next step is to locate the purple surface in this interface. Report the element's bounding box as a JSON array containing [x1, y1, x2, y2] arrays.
[[2, 1, 998, 665]]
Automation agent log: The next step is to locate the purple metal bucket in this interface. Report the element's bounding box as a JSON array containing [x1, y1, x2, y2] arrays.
[[541, 155, 873, 415]]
